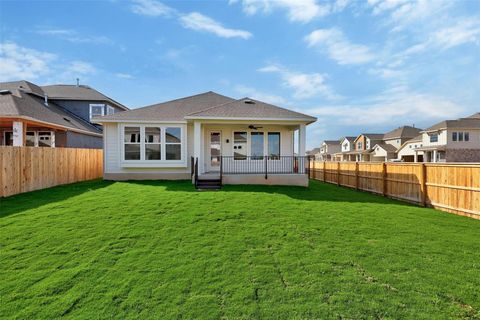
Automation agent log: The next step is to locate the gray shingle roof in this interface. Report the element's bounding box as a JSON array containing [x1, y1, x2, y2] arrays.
[[322, 140, 339, 145], [186, 97, 316, 121], [42, 84, 129, 110], [0, 89, 101, 135], [96, 93, 317, 123], [373, 143, 397, 152], [0, 80, 45, 97], [383, 126, 422, 140], [96, 91, 235, 122], [341, 136, 356, 143], [425, 117, 480, 131]]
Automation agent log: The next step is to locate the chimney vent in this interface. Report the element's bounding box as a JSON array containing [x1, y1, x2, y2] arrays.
[[44, 94, 48, 106], [76, 78, 80, 87]]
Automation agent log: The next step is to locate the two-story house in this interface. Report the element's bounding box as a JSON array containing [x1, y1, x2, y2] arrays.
[[352, 133, 383, 161], [319, 140, 340, 161], [0, 80, 128, 148], [415, 113, 480, 162], [335, 136, 356, 161], [370, 126, 422, 162]]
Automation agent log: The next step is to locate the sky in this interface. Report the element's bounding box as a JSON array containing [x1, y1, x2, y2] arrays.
[[0, 0, 479, 149]]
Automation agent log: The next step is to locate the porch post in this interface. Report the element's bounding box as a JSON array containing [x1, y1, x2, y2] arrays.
[[432, 150, 437, 163], [414, 151, 418, 163], [193, 121, 202, 173], [12, 121, 25, 146], [298, 124, 306, 156]]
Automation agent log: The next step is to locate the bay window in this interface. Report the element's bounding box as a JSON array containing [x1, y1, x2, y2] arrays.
[[124, 127, 141, 160], [123, 125, 183, 163], [166, 127, 181, 160], [145, 127, 161, 160]]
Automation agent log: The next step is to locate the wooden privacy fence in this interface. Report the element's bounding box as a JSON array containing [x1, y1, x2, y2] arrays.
[[0, 146, 103, 198], [311, 161, 480, 220]]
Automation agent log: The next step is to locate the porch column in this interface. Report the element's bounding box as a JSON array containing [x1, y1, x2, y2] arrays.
[[432, 150, 437, 163], [12, 121, 25, 146], [414, 151, 418, 163], [193, 121, 202, 173], [298, 124, 306, 156]]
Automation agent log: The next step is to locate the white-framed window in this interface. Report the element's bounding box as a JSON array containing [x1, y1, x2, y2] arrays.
[[233, 131, 247, 160], [124, 126, 141, 160], [106, 105, 115, 116], [165, 127, 181, 160], [121, 124, 185, 164], [250, 132, 264, 160], [268, 132, 280, 159], [90, 104, 105, 120], [429, 133, 438, 143], [452, 131, 470, 142]]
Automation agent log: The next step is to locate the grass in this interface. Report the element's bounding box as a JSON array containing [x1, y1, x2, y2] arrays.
[[1, 179, 479, 319]]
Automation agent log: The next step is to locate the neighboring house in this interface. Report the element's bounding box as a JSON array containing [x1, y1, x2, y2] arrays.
[[415, 113, 480, 162], [319, 140, 340, 161], [396, 135, 424, 162], [94, 91, 316, 187], [351, 133, 384, 162], [370, 126, 422, 162], [307, 147, 321, 160], [0, 80, 128, 148], [336, 136, 356, 161]]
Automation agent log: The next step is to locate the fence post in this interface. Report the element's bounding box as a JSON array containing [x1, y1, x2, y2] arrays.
[[420, 163, 426, 206], [355, 162, 359, 190], [323, 161, 326, 182], [337, 162, 340, 186], [382, 162, 387, 196]]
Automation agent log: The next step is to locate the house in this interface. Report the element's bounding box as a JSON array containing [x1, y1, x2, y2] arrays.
[[93, 91, 316, 187], [396, 135, 424, 162], [335, 136, 356, 161], [319, 140, 340, 161], [350, 133, 384, 162], [414, 113, 480, 162], [307, 147, 321, 160], [0, 80, 128, 148], [370, 126, 422, 162]]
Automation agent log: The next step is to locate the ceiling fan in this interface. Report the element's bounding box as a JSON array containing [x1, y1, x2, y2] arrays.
[[248, 125, 263, 130]]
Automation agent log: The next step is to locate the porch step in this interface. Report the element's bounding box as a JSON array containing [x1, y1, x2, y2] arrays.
[[196, 178, 222, 190]]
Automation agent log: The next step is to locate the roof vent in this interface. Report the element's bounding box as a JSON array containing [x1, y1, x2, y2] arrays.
[[244, 99, 255, 104], [63, 117, 72, 122], [0, 89, 11, 95]]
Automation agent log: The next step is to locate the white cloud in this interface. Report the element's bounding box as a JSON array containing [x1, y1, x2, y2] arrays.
[[0, 42, 56, 81], [130, 0, 175, 17], [232, 0, 332, 23], [367, 0, 452, 31], [305, 28, 376, 65], [67, 61, 97, 75], [258, 64, 341, 100], [308, 87, 463, 125], [36, 28, 113, 45], [115, 73, 134, 79], [430, 18, 480, 50], [234, 85, 288, 105], [0, 42, 98, 83], [179, 12, 252, 39]]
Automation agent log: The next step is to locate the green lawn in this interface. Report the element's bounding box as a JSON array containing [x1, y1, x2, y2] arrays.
[[1, 180, 479, 319]]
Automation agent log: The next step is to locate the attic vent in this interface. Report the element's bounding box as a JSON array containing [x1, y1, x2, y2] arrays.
[[63, 117, 72, 122], [244, 99, 255, 104], [0, 89, 11, 95]]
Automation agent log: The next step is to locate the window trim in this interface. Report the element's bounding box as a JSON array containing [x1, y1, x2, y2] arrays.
[[120, 123, 186, 167], [90, 103, 105, 121], [106, 105, 115, 116], [267, 132, 281, 159]]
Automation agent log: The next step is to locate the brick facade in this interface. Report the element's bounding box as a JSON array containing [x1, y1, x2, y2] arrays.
[[446, 148, 480, 162]]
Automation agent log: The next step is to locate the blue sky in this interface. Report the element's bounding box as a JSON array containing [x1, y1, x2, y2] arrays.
[[1, 0, 479, 149]]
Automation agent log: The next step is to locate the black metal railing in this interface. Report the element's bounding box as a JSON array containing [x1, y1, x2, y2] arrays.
[[191, 157, 198, 188], [220, 156, 310, 178]]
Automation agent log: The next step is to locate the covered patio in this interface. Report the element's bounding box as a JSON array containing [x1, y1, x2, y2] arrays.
[[0, 118, 64, 147]]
